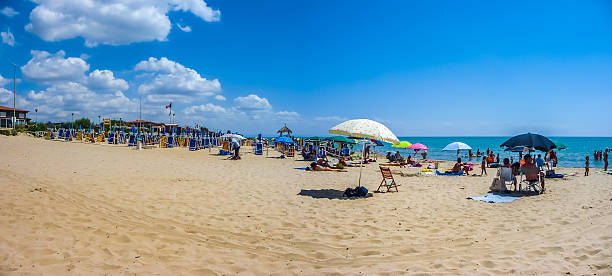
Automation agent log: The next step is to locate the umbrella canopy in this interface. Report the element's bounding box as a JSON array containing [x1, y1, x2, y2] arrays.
[[220, 134, 245, 140], [504, 146, 534, 153], [306, 136, 326, 141], [276, 136, 294, 144], [327, 136, 356, 144], [553, 140, 567, 150], [407, 143, 428, 150], [329, 119, 399, 144], [443, 142, 472, 151], [500, 132, 556, 152], [392, 141, 412, 148]]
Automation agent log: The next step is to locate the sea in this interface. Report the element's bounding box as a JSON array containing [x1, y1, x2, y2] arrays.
[[373, 137, 612, 169], [261, 136, 611, 168]]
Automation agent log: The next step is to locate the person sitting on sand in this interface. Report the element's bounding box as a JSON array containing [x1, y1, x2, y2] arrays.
[[394, 151, 403, 163], [307, 162, 346, 172], [452, 158, 470, 175], [316, 154, 332, 168], [405, 155, 415, 166], [386, 152, 394, 162]]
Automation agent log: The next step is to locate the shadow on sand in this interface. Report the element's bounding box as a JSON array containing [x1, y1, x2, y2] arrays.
[[297, 189, 372, 200]]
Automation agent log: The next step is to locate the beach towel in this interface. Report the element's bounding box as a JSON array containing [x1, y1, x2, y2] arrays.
[[435, 170, 464, 176], [467, 193, 521, 203]]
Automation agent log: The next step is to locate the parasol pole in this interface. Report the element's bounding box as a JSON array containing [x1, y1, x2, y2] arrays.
[[358, 139, 366, 187]]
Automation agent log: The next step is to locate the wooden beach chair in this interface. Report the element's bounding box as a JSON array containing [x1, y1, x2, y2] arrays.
[[377, 166, 399, 193]]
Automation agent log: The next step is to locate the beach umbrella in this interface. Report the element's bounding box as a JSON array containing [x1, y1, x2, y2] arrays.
[[276, 136, 294, 144], [330, 119, 399, 144], [500, 133, 556, 152], [220, 133, 245, 140], [327, 136, 356, 144], [329, 119, 399, 187], [504, 146, 533, 153], [407, 143, 428, 150], [553, 140, 567, 150], [306, 136, 326, 141], [443, 142, 472, 151], [392, 141, 412, 148], [443, 142, 472, 158]]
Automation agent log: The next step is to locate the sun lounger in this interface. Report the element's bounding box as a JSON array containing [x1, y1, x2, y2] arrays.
[[377, 166, 399, 192]]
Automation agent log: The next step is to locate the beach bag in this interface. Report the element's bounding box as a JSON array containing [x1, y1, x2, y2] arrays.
[[489, 178, 503, 191], [545, 170, 555, 178], [343, 186, 368, 197]]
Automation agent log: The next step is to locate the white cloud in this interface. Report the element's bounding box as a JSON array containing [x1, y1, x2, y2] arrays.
[[0, 74, 10, 87], [234, 94, 272, 110], [21, 50, 89, 84], [314, 116, 347, 122], [275, 110, 300, 120], [25, 0, 220, 47], [1, 7, 18, 17], [26, 82, 137, 120], [1, 29, 15, 46], [177, 23, 192, 32], [214, 95, 226, 101], [135, 57, 221, 103], [86, 70, 129, 92], [184, 103, 226, 114]]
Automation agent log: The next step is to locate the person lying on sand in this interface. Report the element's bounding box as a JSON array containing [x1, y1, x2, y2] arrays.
[[306, 162, 346, 172]]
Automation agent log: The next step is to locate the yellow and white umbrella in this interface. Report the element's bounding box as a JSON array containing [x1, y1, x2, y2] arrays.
[[329, 119, 399, 144], [329, 119, 399, 187]]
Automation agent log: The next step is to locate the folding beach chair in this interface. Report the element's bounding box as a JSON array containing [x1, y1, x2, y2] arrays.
[[519, 166, 543, 194], [377, 166, 399, 192], [255, 142, 263, 155], [287, 145, 295, 157]]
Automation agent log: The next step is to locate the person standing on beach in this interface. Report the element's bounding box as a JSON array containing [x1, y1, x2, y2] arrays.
[[231, 138, 241, 160], [604, 149, 609, 171], [481, 156, 487, 176], [585, 156, 590, 176]]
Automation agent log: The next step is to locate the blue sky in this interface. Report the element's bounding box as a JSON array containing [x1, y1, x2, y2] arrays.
[[1, 0, 611, 136]]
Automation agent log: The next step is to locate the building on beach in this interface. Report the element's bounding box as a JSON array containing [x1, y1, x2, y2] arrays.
[[0, 106, 30, 129]]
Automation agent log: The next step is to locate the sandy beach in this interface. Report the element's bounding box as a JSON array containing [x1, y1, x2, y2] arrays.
[[0, 135, 611, 275]]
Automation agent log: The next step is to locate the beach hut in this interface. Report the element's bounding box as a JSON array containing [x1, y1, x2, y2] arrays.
[[277, 124, 292, 137]]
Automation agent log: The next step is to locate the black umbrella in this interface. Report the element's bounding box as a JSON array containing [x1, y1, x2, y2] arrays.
[[500, 133, 557, 152]]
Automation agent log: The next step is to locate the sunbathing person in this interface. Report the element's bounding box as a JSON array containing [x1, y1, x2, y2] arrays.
[[307, 162, 346, 172], [338, 157, 358, 167]]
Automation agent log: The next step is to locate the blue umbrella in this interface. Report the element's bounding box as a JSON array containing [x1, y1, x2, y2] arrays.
[[276, 136, 294, 144]]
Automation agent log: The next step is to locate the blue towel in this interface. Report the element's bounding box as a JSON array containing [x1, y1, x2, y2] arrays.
[[467, 193, 521, 203], [435, 170, 464, 176]]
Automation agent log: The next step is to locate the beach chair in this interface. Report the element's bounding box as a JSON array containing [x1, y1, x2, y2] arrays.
[[377, 166, 399, 192], [255, 142, 263, 155], [189, 137, 197, 151], [519, 166, 543, 194], [287, 145, 295, 157]]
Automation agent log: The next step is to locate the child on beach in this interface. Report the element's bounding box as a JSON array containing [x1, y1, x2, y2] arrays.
[[481, 156, 487, 176], [585, 156, 590, 176]]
